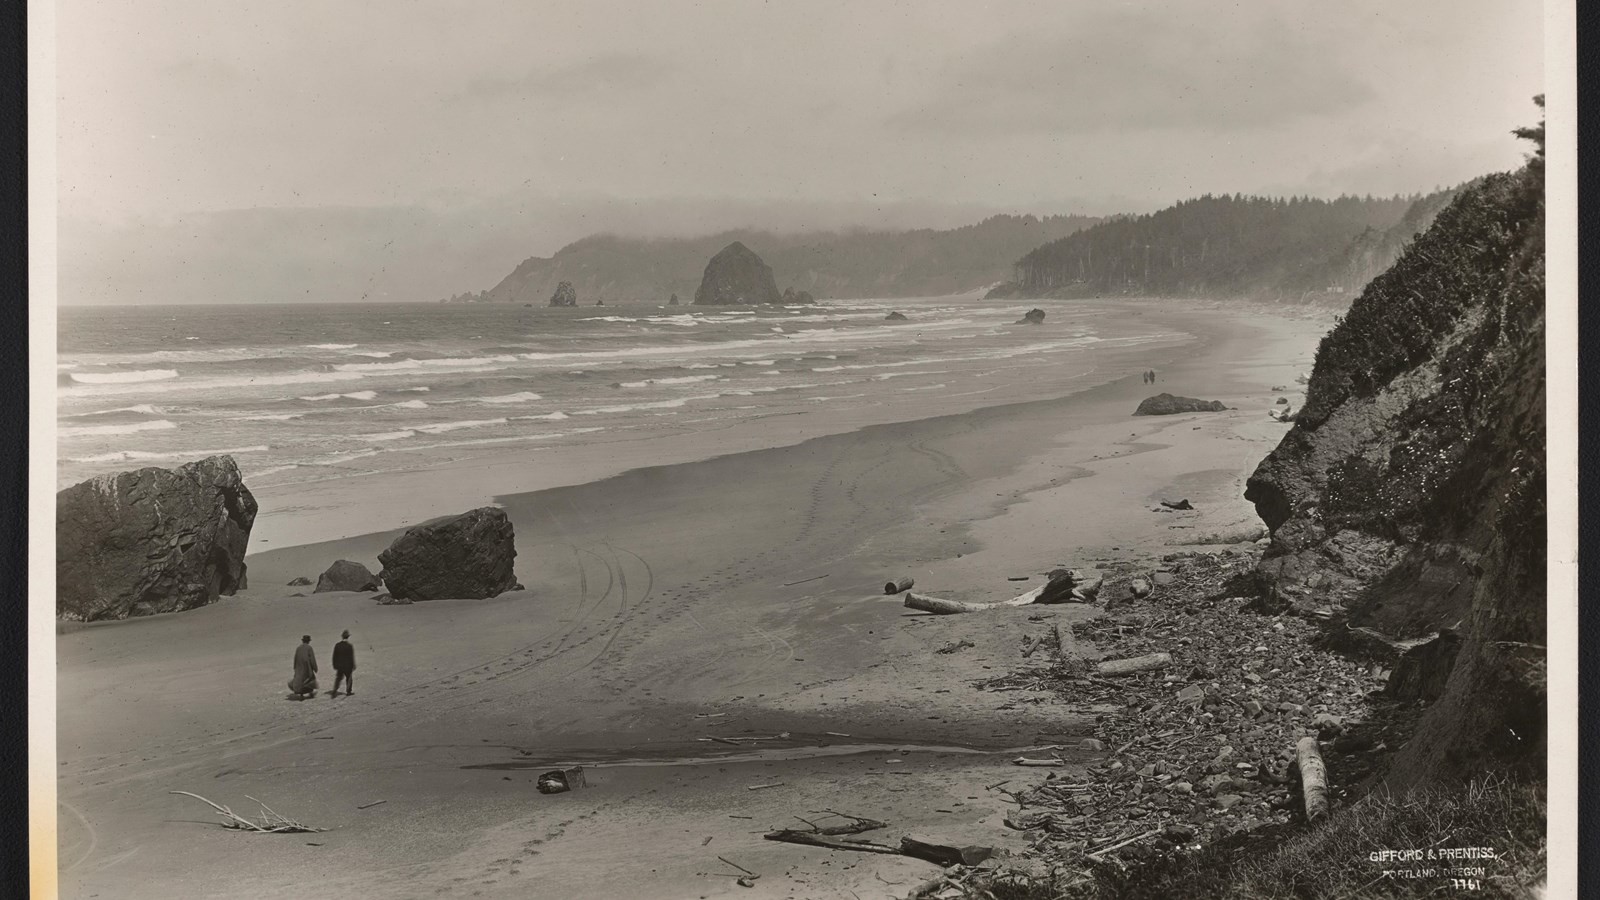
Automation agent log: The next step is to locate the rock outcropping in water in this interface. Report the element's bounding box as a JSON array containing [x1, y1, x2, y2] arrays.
[[56, 455, 258, 620], [1244, 124, 1545, 784], [693, 242, 782, 305], [1133, 394, 1228, 416], [548, 281, 578, 307], [377, 507, 522, 601]]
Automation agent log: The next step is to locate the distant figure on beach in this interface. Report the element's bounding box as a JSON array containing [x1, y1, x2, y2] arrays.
[[332, 630, 356, 696], [288, 635, 318, 699], [1149, 369, 1158, 383]]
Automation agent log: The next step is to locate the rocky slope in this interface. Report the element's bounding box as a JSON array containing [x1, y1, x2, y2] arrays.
[[443, 214, 1100, 304], [1244, 126, 1545, 783]]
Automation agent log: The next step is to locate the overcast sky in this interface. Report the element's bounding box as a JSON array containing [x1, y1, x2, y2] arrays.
[[55, 0, 1545, 304]]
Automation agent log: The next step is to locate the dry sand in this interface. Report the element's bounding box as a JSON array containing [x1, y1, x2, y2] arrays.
[[56, 301, 1331, 899]]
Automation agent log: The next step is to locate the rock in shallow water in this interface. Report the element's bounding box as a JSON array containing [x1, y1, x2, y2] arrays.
[[56, 455, 257, 621], [378, 506, 522, 601]]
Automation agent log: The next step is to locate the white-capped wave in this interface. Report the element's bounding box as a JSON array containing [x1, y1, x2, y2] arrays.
[[300, 391, 379, 402], [355, 351, 395, 358], [63, 403, 166, 418], [304, 343, 358, 350], [402, 386, 431, 392], [411, 418, 507, 434], [70, 369, 179, 384], [233, 413, 303, 421], [360, 430, 417, 442], [392, 399, 429, 409], [741, 360, 776, 366], [57, 363, 78, 370], [575, 395, 711, 415], [513, 411, 569, 421], [332, 354, 517, 373], [477, 391, 543, 404], [616, 375, 720, 388], [59, 419, 178, 438], [67, 445, 268, 464]]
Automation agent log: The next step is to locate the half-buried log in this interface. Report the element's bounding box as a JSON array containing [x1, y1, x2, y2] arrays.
[[1094, 652, 1172, 676], [885, 576, 915, 595], [1295, 737, 1329, 823]]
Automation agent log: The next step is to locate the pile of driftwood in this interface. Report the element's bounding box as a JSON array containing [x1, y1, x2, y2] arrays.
[[170, 791, 325, 834]]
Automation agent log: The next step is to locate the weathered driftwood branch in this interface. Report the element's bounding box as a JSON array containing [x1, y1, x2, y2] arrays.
[[764, 830, 904, 855], [1295, 737, 1329, 823], [170, 791, 325, 834], [1086, 827, 1162, 859], [885, 577, 916, 595], [1094, 652, 1172, 676]]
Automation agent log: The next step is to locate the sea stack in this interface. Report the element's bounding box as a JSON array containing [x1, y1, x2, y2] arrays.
[[56, 455, 258, 620], [693, 241, 781, 305], [377, 507, 522, 601], [548, 281, 578, 307]]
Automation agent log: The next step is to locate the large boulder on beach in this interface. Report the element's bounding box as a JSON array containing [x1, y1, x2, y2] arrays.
[[548, 281, 578, 307], [377, 507, 522, 601], [1015, 308, 1046, 325], [56, 455, 258, 621], [314, 560, 381, 593], [693, 242, 782, 305], [1133, 393, 1229, 416]]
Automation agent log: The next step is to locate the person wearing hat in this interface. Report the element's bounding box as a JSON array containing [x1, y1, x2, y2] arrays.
[[287, 635, 318, 700], [332, 630, 356, 696]]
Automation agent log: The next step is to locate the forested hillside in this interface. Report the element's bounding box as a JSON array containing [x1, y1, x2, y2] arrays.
[[993, 190, 1458, 303], [442, 214, 1101, 304]]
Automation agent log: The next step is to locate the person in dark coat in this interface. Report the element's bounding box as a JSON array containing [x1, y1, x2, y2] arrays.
[[332, 629, 356, 696], [288, 635, 318, 699]]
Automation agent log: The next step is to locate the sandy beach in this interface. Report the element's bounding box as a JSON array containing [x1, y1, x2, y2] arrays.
[[56, 301, 1331, 900]]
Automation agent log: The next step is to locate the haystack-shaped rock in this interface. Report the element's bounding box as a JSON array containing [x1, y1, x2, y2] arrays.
[[668, 293, 680, 305], [1133, 393, 1228, 416], [693, 242, 781, 305], [780, 287, 816, 305], [378, 507, 521, 601], [548, 281, 578, 307], [56, 455, 257, 620], [314, 560, 381, 593]]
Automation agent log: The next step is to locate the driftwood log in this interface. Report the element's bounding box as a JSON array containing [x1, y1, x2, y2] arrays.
[[885, 577, 916, 595], [904, 589, 1040, 615], [1295, 737, 1329, 823], [1094, 652, 1172, 676]]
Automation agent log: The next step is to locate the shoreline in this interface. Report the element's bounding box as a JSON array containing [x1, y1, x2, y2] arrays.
[[57, 301, 1332, 900], [240, 298, 1297, 552]]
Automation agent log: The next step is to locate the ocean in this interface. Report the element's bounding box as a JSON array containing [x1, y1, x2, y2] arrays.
[[56, 297, 1187, 494]]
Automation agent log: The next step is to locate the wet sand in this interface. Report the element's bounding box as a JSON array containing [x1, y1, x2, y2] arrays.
[[56, 301, 1330, 899]]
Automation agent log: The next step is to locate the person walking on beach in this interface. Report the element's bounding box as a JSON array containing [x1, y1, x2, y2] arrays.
[[332, 630, 356, 696], [288, 635, 318, 700]]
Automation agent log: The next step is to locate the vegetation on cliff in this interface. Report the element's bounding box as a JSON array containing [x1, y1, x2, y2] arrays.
[[999, 190, 1456, 303]]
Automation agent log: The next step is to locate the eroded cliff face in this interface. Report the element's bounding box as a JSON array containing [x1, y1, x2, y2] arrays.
[[1244, 149, 1545, 784]]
